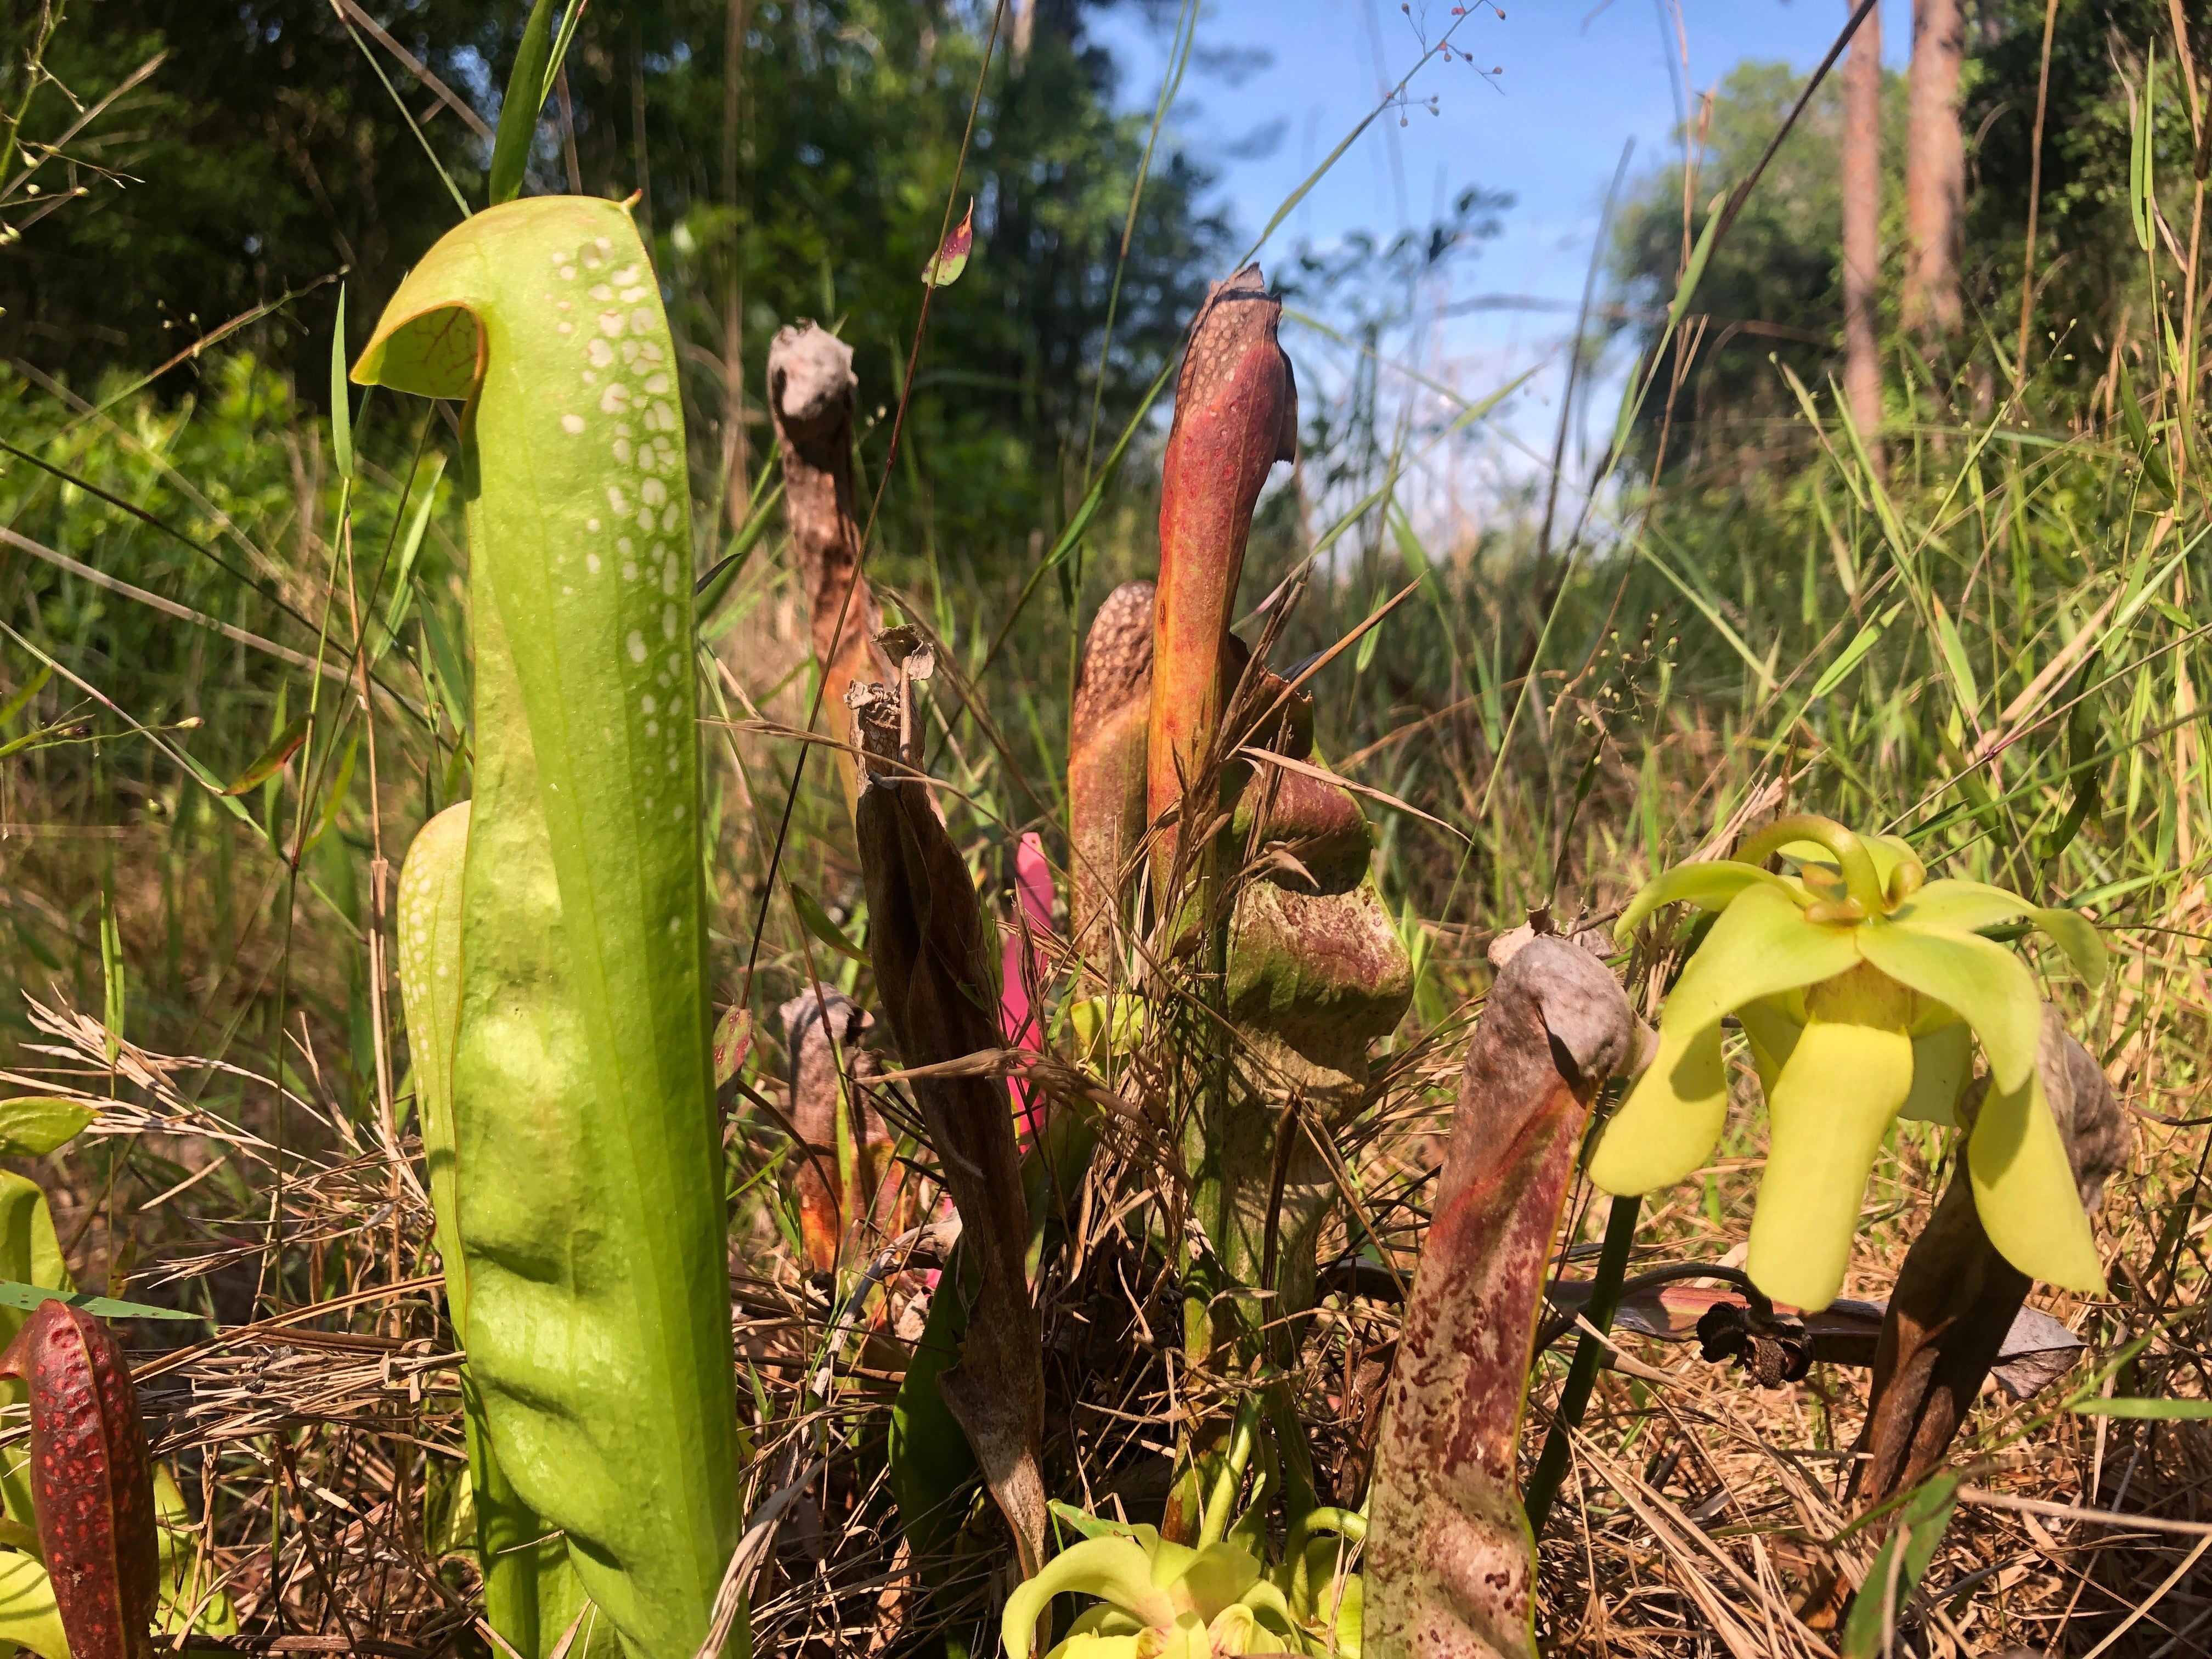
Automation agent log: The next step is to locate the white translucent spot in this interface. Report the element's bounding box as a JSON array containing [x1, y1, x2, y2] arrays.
[[613, 437, 634, 464], [628, 631, 648, 663], [637, 506, 657, 531], [620, 339, 641, 365], [586, 554, 602, 575], [666, 654, 683, 678], [557, 321, 574, 335], [581, 369, 597, 386], [586, 338, 615, 368], [636, 338, 665, 365], [617, 536, 635, 556], [589, 283, 614, 302], [645, 720, 659, 737], [595, 235, 613, 252], [599, 382, 630, 415], [650, 401, 676, 431], [629, 308, 655, 334], [667, 755, 679, 774], [559, 266, 577, 281], [642, 374, 670, 396], [662, 503, 681, 532], [613, 263, 641, 285], [607, 485, 630, 515], [561, 413, 587, 435], [561, 585, 574, 596], [587, 517, 602, 532], [623, 561, 639, 581], [641, 695, 657, 714], [549, 248, 569, 266], [662, 605, 680, 639], [620, 286, 650, 304], [615, 420, 633, 437], [599, 311, 625, 337], [641, 478, 668, 507]]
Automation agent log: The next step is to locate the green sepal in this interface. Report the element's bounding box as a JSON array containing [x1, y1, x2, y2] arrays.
[[1892, 879, 2107, 987], [1615, 861, 1798, 940]]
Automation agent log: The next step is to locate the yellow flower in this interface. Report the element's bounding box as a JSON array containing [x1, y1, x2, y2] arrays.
[[1588, 815, 2107, 1311], [1003, 1531, 1303, 1659]]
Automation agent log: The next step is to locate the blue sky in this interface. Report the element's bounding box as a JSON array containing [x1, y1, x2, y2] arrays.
[[1086, 0, 1912, 512]]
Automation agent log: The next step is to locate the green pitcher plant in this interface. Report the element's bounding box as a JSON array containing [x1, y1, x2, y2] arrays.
[[1588, 815, 2108, 1311], [363, 193, 741, 1658]]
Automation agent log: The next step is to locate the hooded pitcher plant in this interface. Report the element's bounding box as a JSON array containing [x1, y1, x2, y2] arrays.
[[363, 196, 741, 1657], [1588, 815, 2109, 1312]]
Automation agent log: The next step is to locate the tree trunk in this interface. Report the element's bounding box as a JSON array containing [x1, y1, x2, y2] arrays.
[[1903, 0, 1965, 350], [1842, 0, 1884, 460]]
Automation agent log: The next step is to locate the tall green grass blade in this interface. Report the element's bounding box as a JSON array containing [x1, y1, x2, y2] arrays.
[[490, 0, 561, 207]]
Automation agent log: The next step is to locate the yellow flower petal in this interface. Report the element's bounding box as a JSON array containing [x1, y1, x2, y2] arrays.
[[1006, 1537, 1175, 1659], [1660, 882, 1864, 1037], [1745, 1011, 1915, 1311], [1616, 860, 1801, 940], [1968, 1059, 2106, 1294], [1588, 1020, 1729, 1195], [1893, 879, 2107, 988], [1855, 920, 2041, 1093], [1899, 1021, 1972, 1127], [1736, 996, 1801, 1097]]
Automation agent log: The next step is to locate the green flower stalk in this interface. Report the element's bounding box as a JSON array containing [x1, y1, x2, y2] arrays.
[[1588, 815, 2108, 1311]]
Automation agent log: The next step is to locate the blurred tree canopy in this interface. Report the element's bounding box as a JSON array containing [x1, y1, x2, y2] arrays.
[[1, 0, 1232, 562], [1606, 0, 2205, 473]]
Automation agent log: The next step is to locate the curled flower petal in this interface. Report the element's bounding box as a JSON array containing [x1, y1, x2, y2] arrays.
[[1746, 1012, 1915, 1310], [1968, 1059, 2106, 1294], [1006, 1537, 1176, 1659], [1661, 882, 1862, 1039], [1615, 861, 1800, 940], [1588, 1020, 1729, 1195], [1736, 815, 1886, 912], [1856, 921, 2041, 1093]]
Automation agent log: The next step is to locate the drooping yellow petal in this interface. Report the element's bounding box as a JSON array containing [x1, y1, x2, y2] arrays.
[[1968, 1063, 2106, 1294], [1744, 974, 1916, 1311], [1736, 996, 1801, 1097], [1854, 920, 2041, 1092], [1659, 882, 1864, 1037], [1899, 1020, 1972, 1127], [1588, 1020, 1730, 1195]]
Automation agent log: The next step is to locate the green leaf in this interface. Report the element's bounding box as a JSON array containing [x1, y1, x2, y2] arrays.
[[298, 730, 360, 861], [1810, 602, 1904, 700], [331, 285, 355, 481], [922, 200, 975, 287], [694, 477, 785, 623], [1841, 1474, 1959, 1659], [357, 195, 739, 1654], [99, 881, 125, 1064], [0, 1549, 70, 1659], [0, 1097, 97, 1156], [489, 0, 561, 207], [0, 1280, 200, 1322], [1858, 921, 2041, 1093], [1929, 595, 1980, 718], [789, 882, 870, 964], [379, 450, 450, 655], [2069, 1397, 2212, 1419], [219, 713, 309, 796], [0, 663, 52, 730]]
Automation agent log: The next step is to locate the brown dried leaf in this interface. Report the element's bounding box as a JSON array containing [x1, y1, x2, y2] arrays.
[[1364, 938, 1640, 1659], [849, 688, 1046, 1578]]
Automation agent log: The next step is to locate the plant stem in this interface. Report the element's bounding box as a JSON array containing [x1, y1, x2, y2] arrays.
[[1523, 1193, 1639, 1533]]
